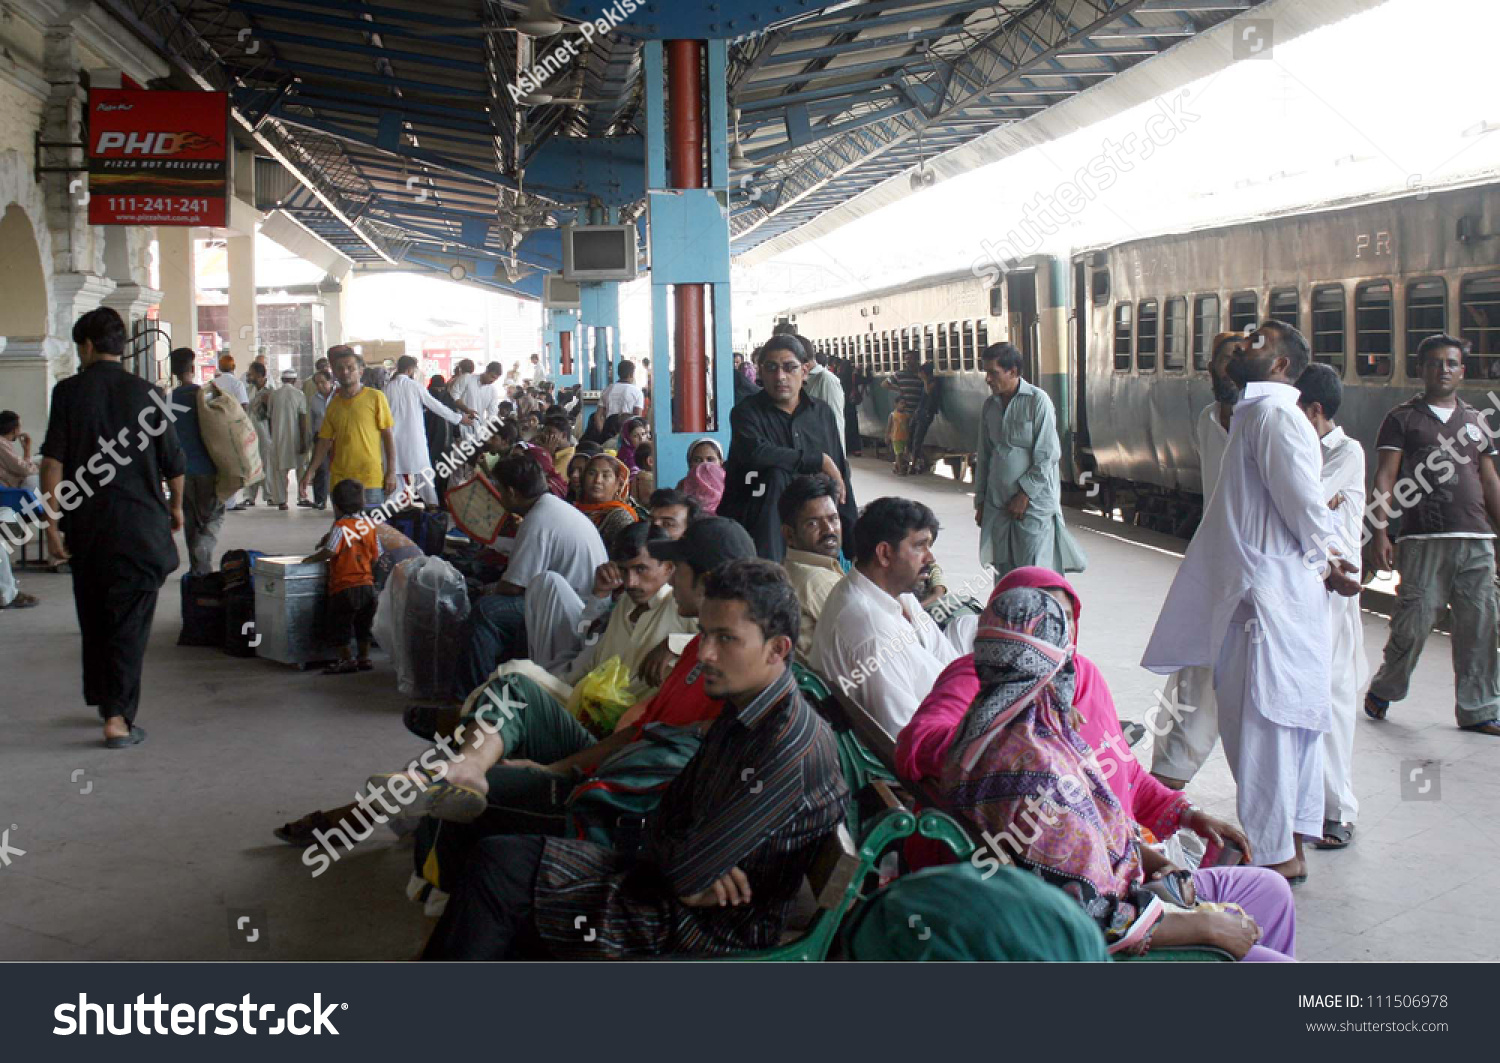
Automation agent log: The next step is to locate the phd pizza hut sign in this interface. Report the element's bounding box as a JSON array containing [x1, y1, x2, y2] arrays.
[[88, 89, 229, 226]]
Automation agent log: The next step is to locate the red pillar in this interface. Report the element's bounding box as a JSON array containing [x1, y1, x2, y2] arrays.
[[668, 38, 707, 434], [559, 329, 572, 375]]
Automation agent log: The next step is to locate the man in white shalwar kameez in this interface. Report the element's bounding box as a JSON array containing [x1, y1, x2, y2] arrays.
[[385, 355, 468, 506], [248, 366, 306, 508], [1295, 363, 1366, 851], [1142, 323, 1361, 883], [1153, 331, 1240, 789], [973, 342, 1086, 580]]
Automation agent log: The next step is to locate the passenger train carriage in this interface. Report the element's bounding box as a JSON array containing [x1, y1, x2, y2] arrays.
[[767, 180, 1500, 539]]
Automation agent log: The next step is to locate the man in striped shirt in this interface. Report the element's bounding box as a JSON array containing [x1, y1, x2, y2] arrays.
[[422, 559, 847, 959]]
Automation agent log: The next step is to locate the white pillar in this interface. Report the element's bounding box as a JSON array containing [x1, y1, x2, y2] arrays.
[[157, 227, 198, 354], [227, 231, 257, 363], [322, 278, 348, 348]]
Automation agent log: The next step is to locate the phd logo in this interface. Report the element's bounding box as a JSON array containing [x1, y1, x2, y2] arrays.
[[1232, 19, 1273, 60], [1400, 760, 1441, 802]]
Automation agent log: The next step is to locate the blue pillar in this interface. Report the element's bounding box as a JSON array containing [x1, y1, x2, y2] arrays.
[[643, 39, 735, 489], [578, 281, 620, 430], [544, 308, 579, 389]]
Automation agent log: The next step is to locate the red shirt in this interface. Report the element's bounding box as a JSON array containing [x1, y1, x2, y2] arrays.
[[618, 635, 720, 733]]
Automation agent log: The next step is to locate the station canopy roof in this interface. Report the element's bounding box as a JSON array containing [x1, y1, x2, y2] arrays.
[[98, 0, 1270, 297]]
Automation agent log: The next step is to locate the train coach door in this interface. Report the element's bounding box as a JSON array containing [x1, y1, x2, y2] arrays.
[[1007, 270, 1039, 378]]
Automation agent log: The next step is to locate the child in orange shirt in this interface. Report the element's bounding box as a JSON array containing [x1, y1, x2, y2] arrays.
[[303, 479, 380, 675]]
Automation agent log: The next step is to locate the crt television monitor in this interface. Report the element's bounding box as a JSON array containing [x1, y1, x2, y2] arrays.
[[543, 273, 581, 309], [561, 224, 638, 282]]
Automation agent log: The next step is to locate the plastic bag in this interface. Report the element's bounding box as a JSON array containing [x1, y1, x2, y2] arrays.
[[380, 554, 470, 698], [567, 655, 635, 734]]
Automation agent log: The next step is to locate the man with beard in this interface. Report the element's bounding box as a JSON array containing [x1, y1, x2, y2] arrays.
[[778, 474, 846, 662], [1142, 322, 1361, 887], [1152, 331, 1247, 790]]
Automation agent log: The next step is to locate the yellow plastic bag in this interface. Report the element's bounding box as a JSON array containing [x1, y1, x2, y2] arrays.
[[567, 655, 636, 735]]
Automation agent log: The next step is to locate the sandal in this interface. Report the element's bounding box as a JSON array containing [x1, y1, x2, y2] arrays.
[[1460, 719, 1500, 736], [1315, 820, 1354, 850], [274, 809, 340, 847], [1363, 693, 1389, 721], [321, 660, 359, 675], [103, 724, 146, 749], [0, 592, 39, 609]]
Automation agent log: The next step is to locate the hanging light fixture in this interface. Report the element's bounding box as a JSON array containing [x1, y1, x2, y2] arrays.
[[514, 0, 563, 37], [729, 107, 754, 172]]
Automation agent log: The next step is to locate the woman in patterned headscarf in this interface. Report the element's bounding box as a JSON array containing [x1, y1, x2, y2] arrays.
[[941, 586, 1164, 955], [940, 586, 1275, 960], [574, 453, 639, 549]]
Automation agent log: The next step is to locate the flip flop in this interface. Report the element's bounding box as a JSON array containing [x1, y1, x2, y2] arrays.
[[321, 660, 359, 675], [0, 592, 39, 609], [1315, 820, 1354, 850], [1363, 693, 1389, 721], [104, 725, 146, 749], [1285, 874, 1307, 888], [274, 809, 340, 847], [1460, 719, 1500, 736]]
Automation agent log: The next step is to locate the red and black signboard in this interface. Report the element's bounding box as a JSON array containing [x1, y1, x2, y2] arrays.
[[87, 89, 229, 227]]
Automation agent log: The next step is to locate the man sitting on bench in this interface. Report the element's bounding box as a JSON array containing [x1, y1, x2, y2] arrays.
[[422, 559, 847, 959], [808, 497, 958, 735]]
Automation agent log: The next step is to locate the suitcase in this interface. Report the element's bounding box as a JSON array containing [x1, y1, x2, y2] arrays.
[[179, 572, 227, 648], [386, 507, 450, 557], [223, 587, 258, 658]]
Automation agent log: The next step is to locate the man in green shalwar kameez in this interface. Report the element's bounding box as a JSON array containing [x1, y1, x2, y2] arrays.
[[973, 342, 1086, 581]]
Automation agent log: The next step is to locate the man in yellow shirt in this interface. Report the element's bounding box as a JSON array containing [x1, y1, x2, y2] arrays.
[[300, 345, 397, 508]]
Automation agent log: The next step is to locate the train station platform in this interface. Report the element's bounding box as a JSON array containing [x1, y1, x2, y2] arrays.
[[2, 458, 1496, 961]]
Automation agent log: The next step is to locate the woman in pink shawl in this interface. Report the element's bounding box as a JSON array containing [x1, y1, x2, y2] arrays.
[[677, 437, 725, 514], [903, 568, 1297, 960]]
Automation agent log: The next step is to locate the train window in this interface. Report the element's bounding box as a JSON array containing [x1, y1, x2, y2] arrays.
[[924, 325, 935, 364], [976, 321, 989, 356], [1113, 303, 1133, 372], [953, 323, 968, 371], [1269, 288, 1299, 330], [1163, 297, 1187, 372], [1093, 269, 1110, 303], [936, 325, 949, 372], [962, 321, 976, 372], [1229, 291, 1258, 332], [1405, 278, 1446, 378], [1355, 281, 1393, 378], [1311, 284, 1346, 374], [1461, 272, 1500, 379], [1192, 294, 1220, 370], [1136, 299, 1159, 372], [989, 286, 1004, 317]]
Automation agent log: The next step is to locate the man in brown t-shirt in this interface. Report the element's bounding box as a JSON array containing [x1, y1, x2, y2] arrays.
[[1366, 334, 1500, 734]]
